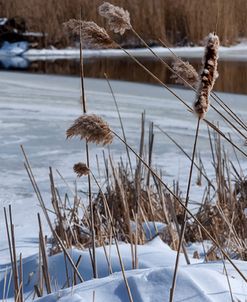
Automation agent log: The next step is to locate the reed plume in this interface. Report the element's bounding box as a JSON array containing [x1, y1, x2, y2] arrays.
[[171, 60, 199, 88], [98, 2, 132, 35], [66, 114, 113, 145], [73, 162, 90, 177], [63, 19, 115, 48], [194, 33, 220, 119]]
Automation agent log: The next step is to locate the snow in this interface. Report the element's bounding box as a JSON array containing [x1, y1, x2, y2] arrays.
[[0, 17, 7, 26], [0, 41, 29, 56], [0, 72, 247, 301], [1, 237, 247, 301], [23, 43, 247, 61]]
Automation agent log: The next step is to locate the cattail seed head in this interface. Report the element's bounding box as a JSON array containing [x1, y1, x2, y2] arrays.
[[194, 33, 220, 119], [171, 60, 199, 88], [98, 2, 132, 35], [73, 162, 90, 177], [63, 19, 115, 49], [66, 114, 113, 145]]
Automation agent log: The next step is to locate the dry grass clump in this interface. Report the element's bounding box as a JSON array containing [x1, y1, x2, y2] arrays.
[[63, 19, 115, 48], [171, 60, 199, 88], [66, 114, 113, 145], [185, 134, 247, 260], [98, 2, 132, 35], [50, 154, 184, 250], [194, 33, 220, 118], [74, 162, 90, 177]]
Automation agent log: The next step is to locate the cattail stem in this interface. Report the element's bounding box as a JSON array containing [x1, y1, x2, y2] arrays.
[[169, 117, 200, 302]]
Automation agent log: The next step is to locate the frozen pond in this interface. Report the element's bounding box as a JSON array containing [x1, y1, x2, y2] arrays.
[[0, 71, 247, 259]]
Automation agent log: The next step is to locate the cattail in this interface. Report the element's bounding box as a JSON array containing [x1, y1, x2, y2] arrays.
[[73, 162, 90, 177], [194, 33, 220, 119], [171, 60, 199, 89], [98, 2, 132, 35], [63, 19, 115, 49], [66, 114, 113, 145]]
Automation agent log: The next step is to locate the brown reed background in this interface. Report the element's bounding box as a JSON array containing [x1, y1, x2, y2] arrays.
[[0, 0, 246, 47]]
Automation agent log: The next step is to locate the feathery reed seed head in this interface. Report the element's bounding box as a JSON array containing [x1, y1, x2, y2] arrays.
[[73, 162, 90, 177], [98, 2, 132, 35], [66, 114, 113, 145], [194, 33, 220, 119], [171, 60, 199, 88], [63, 19, 114, 49]]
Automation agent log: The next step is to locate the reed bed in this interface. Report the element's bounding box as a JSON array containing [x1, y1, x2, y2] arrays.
[[0, 0, 246, 47]]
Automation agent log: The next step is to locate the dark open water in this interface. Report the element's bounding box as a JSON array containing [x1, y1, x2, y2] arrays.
[[0, 56, 246, 94]]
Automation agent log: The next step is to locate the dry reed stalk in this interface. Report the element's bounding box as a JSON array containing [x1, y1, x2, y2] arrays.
[[98, 2, 132, 35], [63, 19, 115, 48], [146, 122, 154, 187], [19, 253, 23, 302], [9, 206, 20, 302], [194, 33, 219, 119], [169, 118, 200, 302], [3, 206, 20, 302], [73, 255, 82, 286], [38, 213, 52, 294], [66, 114, 113, 145], [77, 20, 99, 279], [2, 270, 7, 301], [133, 112, 145, 267], [102, 241, 113, 275], [104, 73, 133, 178]]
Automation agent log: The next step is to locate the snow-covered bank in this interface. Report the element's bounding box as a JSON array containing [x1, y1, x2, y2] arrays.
[[23, 42, 247, 61], [1, 237, 247, 301]]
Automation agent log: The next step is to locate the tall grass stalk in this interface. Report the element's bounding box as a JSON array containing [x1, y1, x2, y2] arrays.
[[169, 118, 200, 302]]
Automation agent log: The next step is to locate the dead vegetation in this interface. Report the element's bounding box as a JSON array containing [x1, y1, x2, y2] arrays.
[[0, 0, 246, 47]]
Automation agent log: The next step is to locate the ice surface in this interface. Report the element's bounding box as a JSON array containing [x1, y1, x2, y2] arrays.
[[0, 72, 247, 301]]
